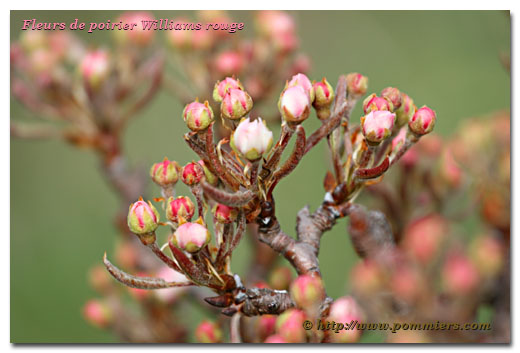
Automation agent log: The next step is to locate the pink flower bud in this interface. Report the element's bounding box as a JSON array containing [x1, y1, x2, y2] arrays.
[[213, 77, 244, 103], [230, 118, 273, 161], [351, 259, 383, 295], [327, 296, 364, 343], [313, 78, 335, 120], [192, 29, 214, 50], [166, 18, 192, 49], [269, 266, 294, 290], [381, 87, 402, 110], [150, 158, 179, 187], [127, 198, 159, 236], [469, 235, 505, 278], [115, 241, 138, 269], [264, 334, 288, 343], [212, 203, 238, 224], [440, 149, 462, 188], [20, 30, 47, 52], [88, 265, 113, 294], [115, 12, 155, 46], [171, 222, 211, 253], [442, 253, 480, 295], [409, 106, 436, 136], [288, 73, 315, 103], [215, 51, 244, 76], [362, 94, 393, 114], [183, 101, 214, 132], [275, 309, 307, 343], [83, 300, 112, 328], [402, 214, 448, 264], [361, 110, 396, 145], [279, 85, 311, 124], [258, 315, 277, 340], [166, 196, 195, 223], [346, 72, 368, 96], [290, 274, 325, 309], [80, 50, 110, 89], [181, 162, 204, 186], [256, 11, 297, 52], [154, 266, 189, 303], [220, 88, 253, 120], [197, 160, 218, 186], [395, 93, 416, 127], [390, 266, 423, 303], [195, 320, 223, 343]]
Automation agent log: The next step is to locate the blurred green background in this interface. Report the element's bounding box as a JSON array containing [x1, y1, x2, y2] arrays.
[[10, 10, 510, 343]]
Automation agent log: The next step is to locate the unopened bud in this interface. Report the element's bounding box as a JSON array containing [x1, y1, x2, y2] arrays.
[[313, 78, 335, 120], [442, 253, 480, 295], [469, 235, 505, 278], [395, 93, 416, 127], [361, 110, 396, 145], [83, 299, 112, 328], [264, 334, 288, 343], [80, 50, 110, 89], [88, 265, 113, 294], [127, 198, 159, 243], [221, 88, 253, 120], [269, 266, 294, 290], [279, 85, 311, 124], [181, 162, 204, 186], [327, 296, 364, 343], [288, 73, 315, 103], [351, 260, 383, 295], [115, 12, 155, 46], [150, 158, 179, 187], [275, 309, 307, 343], [346, 73, 368, 96], [198, 160, 218, 186], [290, 274, 325, 309], [183, 101, 214, 132], [215, 51, 244, 76], [230, 117, 273, 161], [154, 266, 189, 303], [195, 320, 223, 343], [363, 94, 393, 114], [402, 214, 448, 264], [381, 87, 402, 110], [171, 221, 211, 253], [212, 203, 238, 224], [409, 106, 436, 136], [213, 77, 244, 103], [166, 196, 195, 223]]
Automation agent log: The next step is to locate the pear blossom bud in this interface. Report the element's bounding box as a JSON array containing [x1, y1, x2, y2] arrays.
[[127, 199, 160, 240], [279, 85, 311, 124], [197, 160, 218, 186], [409, 106, 436, 136], [275, 309, 307, 343], [395, 93, 416, 127], [390, 266, 423, 303], [265, 334, 288, 343], [80, 50, 110, 89], [115, 12, 155, 46], [469, 235, 505, 278], [361, 110, 396, 145], [83, 300, 112, 328], [269, 266, 294, 290], [213, 77, 244, 103], [183, 101, 214, 132], [290, 274, 325, 309], [442, 253, 479, 295], [171, 222, 211, 253], [362, 94, 393, 114], [346, 73, 368, 96], [221, 88, 253, 120], [381, 87, 402, 110], [313, 78, 335, 120], [327, 296, 364, 343], [215, 51, 244, 76], [154, 266, 189, 303], [166, 196, 195, 223], [288, 73, 315, 103], [195, 320, 223, 343], [258, 315, 277, 340], [181, 162, 204, 186], [351, 260, 383, 295], [230, 118, 273, 161], [88, 265, 113, 294], [212, 203, 238, 224], [402, 214, 448, 264], [166, 18, 192, 49], [150, 158, 179, 187]]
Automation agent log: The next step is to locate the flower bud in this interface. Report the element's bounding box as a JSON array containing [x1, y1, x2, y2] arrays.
[[409, 106, 436, 136], [166, 196, 195, 223], [257, 315, 277, 340], [362, 94, 393, 114], [171, 222, 211, 253], [288, 73, 315, 103], [115, 12, 155, 46], [166, 18, 192, 49], [442, 253, 479, 295], [269, 266, 294, 290], [312, 78, 335, 120], [212, 203, 238, 224], [290, 274, 325, 309], [150, 158, 179, 187], [88, 265, 113, 294], [327, 296, 364, 343], [351, 260, 383, 295], [183, 101, 214, 132], [80, 50, 110, 89], [181, 162, 204, 186], [361, 110, 396, 145], [198, 160, 218, 186], [83, 299, 112, 328], [279, 85, 311, 124], [395, 93, 416, 127], [346, 72, 368, 96], [381, 87, 402, 110], [215, 51, 244, 76], [264, 334, 288, 343], [154, 266, 189, 303], [275, 309, 307, 343], [127, 198, 159, 239], [469, 235, 505, 278], [195, 320, 223, 343], [402, 214, 448, 264], [221, 88, 253, 120], [213, 77, 244, 103], [230, 117, 273, 161]]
